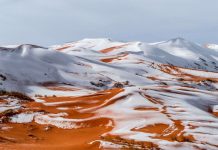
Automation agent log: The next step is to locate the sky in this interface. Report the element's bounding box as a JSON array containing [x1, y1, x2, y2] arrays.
[[0, 0, 218, 46]]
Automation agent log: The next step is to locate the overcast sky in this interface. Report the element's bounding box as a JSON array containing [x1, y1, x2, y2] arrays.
[[0, 0, 218, 46]]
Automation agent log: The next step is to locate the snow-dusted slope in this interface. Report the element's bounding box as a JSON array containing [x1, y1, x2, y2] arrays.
[[56, 37, 218, 72], [0, 38, 218, 150], [0, 44, 80, 91], [205, 44, 218, 52]]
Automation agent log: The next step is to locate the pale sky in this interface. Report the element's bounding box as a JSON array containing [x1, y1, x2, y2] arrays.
[[0, 0, 218, 46]]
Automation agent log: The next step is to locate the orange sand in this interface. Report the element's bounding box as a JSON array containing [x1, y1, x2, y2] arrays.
[[100, 45, 126, 53], [0, 88, 124, 150], [100, 54, 127, 63]]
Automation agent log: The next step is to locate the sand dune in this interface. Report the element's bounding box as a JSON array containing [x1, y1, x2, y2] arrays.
[[0, 38, 218, 149]]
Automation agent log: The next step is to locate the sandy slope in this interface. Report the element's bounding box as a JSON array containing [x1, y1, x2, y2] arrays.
[[0, 38, 218, 149]]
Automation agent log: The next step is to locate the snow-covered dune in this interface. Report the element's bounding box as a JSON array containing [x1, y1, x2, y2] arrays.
[[206, 43, 218, 51], [0, 38, 218, 150]]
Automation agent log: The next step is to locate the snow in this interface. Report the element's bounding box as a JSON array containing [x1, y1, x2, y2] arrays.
[[205, 44, 218, 51], [1, 37, 218, 149], [211, 105, 218, 113], [10, 113, 38, 123]]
